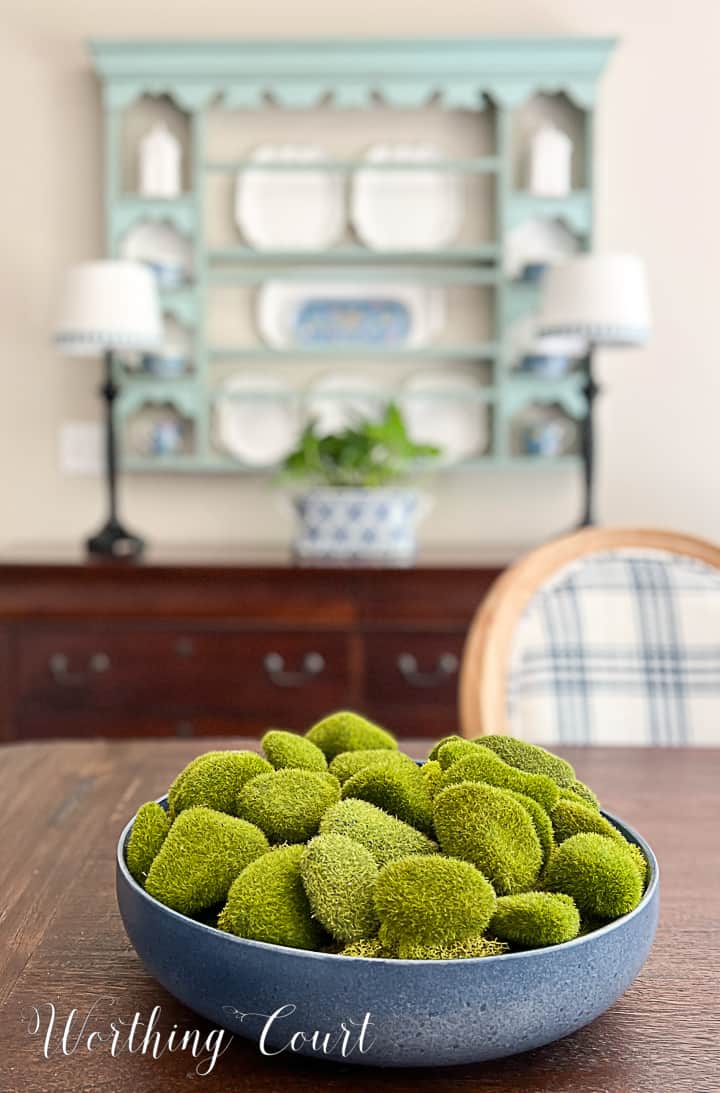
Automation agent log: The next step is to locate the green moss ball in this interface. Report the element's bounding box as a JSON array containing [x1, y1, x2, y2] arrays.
[[551, 798, 623, 845], [328, 748, 416, 785], [436, 738, 478, 770], [340, 938, 387, 958], [565, 779, 600, 809], [507, 790, 554, 866], [395, 935, 510, 960], [126, 801, 171, 884], [442, 747, 560, 813], [300, 833, 379, 943], [168, 751, 272, 816], [306, 710, 398, 760], [218, 844, 324, 950], [262, 730, 327, 772], [434, 781, 543, 895], [475, 735, 576, 788], [420, 759, 444, 800], [427, 734, 465, 762], [145, 806, 269, 915], [341, 765, 433, 834], [319, 798, 437, 868], [237, 769, 340, 844], [489, 892, 580, 947], [374, 854, 497, 949], [544, 833, 643, 919]]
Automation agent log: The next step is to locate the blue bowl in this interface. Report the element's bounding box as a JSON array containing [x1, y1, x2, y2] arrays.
[[116, 800, 658, 1068]]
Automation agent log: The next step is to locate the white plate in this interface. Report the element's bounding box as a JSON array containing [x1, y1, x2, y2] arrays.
[[213, 374, 301, 466], [257, 279, 445, 350], [505, 217, 580, 280], [120, 221, 193, 280], [235, 145, 345, 251], [304, 372, 388, 437], [398, 371, 490, 464], [352, 143, 464, 251]]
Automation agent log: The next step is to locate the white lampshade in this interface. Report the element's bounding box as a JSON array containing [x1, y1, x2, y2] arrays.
[[538, 253, 651, 347], [55, 260, 162, 356]]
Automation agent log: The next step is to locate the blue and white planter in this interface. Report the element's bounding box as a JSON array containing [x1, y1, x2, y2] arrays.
[[292, 487, 427, 562]]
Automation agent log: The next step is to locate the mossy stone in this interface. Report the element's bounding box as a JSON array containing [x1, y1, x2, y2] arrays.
[[145, 806, 269, 915], [564, 779, 600, 809], [434, 781, 543, 896], [507, 790, 554, 866], [442, 748, 560, 813], [305, 711, 398, 760], [168, 751, 272, 817], [475, 735, 576, 788], [262, 729, 327, 772], [436, 738, 478, 770], [319, 798, 437, 868], [543, 833, 643, 919], [300, 833, 379, 943], [489, 892, 580, 947], [427, 734, 465, 762], [340, 938, 387, 958], [237, 769, 340, 844], [341, 765, 433, 834], [551, 798, 623, 845], [420, 759, 444, 800], [126, 801, 171, 884], [328, 748, 416, 785], [218, 844, 324, 950], [374, 854, 497, 949], [396, 935, 510, 960]]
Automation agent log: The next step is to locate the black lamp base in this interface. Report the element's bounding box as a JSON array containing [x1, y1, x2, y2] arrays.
[[86, 519, 144, 560]]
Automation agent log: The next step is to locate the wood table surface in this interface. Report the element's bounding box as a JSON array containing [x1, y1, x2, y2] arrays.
[[1, 739, 718, 1093]]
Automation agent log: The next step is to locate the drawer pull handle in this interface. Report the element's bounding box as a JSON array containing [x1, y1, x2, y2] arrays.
[[49, 652, 111, 686], [263, 651, 325, 687], [397, 652, 459, 688]]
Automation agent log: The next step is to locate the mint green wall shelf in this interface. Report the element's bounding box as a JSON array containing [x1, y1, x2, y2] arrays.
[[90, 36, 615, 474]]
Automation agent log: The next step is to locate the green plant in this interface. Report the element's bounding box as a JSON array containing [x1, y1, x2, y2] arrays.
[[262, 729, 328, 772], [489, 892, 580, 948], [236, 768, 341, 844], [145, 807, 269, 915], [219, 844, 324, 950], [306, 710, 398, 760], [126, 801, 171, 884], [543, 833, 643, 919], [300, 833, 379, 943], [434, 781, 543, 895], [281, 402, 440, 488], [319, 798, 437, 868]]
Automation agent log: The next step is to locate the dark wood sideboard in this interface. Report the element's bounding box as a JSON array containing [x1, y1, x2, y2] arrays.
[[0, 548, 508, 741]]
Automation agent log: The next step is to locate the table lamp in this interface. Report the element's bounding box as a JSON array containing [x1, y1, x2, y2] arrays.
[[55, 260, 162, 558], [538, 253, 651, 526]]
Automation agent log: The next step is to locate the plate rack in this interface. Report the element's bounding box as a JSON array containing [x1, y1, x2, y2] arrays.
[[90, 37, 615, 474]]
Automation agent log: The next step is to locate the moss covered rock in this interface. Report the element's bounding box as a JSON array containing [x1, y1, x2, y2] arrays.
[[434, 781, 543, 895], [551, 798, 623, 845], [341, 765, 433, 834], [436, 738, 478, 770], [237, 769, 340, 844], [168, 751, 272, 817], [126, 801, 171, 884], [218, 844, 323, 950], [564, 779, 600, 810], [262, 730, 327, 772], [427, 734, 465, 762], [145, 807, 269, 914], [328, 748, 415, 785], [489, 892, 580, 947], [475, 735, 575, 788], [300, 833, 379, 943], [442, 747, 560, 813], [374, 854, 497, 949], [544, 833, 643, 919], [339, 938, 387, 958], [507, 790, 554, 866], [420, 759, 444, 800], [395, 935, 510, 960], [306, 711, 397, 760], [319, 798, 437, 868]]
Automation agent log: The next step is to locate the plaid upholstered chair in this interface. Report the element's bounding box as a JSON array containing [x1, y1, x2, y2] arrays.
[[460, 528, 720, 745]]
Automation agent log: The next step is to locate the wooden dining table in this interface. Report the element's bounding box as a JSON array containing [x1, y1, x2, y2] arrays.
[[1, 739, 717, 1093]]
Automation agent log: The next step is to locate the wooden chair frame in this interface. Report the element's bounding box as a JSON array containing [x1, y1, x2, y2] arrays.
[[459, 527, 720, 738]]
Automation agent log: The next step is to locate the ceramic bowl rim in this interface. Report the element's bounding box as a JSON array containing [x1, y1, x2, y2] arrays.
[[117, 794, 659, 967]]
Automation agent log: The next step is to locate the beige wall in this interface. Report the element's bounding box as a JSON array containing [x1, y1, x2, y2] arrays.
[[2, 1, 718, 553]]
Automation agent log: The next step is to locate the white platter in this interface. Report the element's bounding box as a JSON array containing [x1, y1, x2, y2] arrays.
[[398, 370, 490, 464], [213, 374, 301, 466], [235, 145, 345, 251], [351, 143, 464, 251], [304, 372, 388, 437], [505, 217, 580, 280], [256, 278, 445, 350], [119, 221, 193, 283]]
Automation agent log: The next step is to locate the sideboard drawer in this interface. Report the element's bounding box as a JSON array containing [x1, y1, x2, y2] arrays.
[[364, 631, 464, 706], [15, 628, 352, 726]]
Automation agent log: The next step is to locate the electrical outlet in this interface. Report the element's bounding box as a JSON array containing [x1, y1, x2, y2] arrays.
[[59, 422, 103, 475]]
